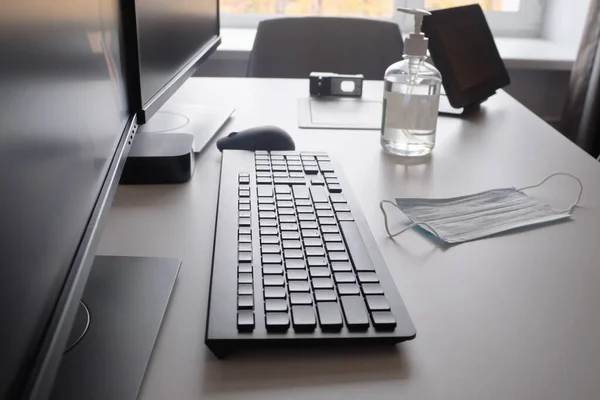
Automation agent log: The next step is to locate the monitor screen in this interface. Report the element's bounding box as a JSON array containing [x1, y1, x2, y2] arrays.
[[0, 0, 129, 397], [135, 0, 219, 108]]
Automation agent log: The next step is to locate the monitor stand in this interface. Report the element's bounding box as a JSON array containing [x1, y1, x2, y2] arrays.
[[139, 103, 234, 153], [50, 256, 180, 400]]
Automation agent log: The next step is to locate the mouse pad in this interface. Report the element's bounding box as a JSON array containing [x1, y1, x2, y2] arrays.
[[297, 97, 383, 130]]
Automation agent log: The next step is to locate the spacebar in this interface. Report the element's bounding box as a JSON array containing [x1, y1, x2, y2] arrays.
[[339, 221, 375, 272]]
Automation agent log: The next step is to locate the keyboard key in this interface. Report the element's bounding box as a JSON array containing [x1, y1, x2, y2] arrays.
[[266, 313, 290, 332], [316, 302, 343, 331], [318, 162, 335, 172], [329, 252, 349, 262], [263, 265, 283, 275], [280, 223, 298, 231], [239, 174, 250, 183], [238, 284, 253, 295], [277, 201, 294, 208], [264, 275, 285, 286], [314, 202, 331, 210], [273, 172, 288, 178], [259, 219, 277, 227], [261, 236, 279, 245], [323, 234, 342, 242], [309, 267, 330, 277], [339, 221, 376, 272], [328, 184, 342, 193], [326, 178, 339, 185], [238, 295, 254, 309], [341, 296, 370, 331], [300, 221, 318, 229], [316, 209, 335, 218], [312, 278, 334, 289], [256, 177, 273, 184], [290, 292, 313, 305], [281, 231, 300, 240], [319, 217, 337, 225], [259, 204, 276, 212], [309, 186, 328, 203], [304, 166, 319, 174], [331, 261, 352, 272], [239, 227, 251, 235], [238, 264, 252, 273], [333, 203, 351, 212], [260, 227, 278, 235], [257, 186, 273, 197], [362, 283, 384, 295], [259, 211, 277, 219], [293, 186, 310, 199], [285, 259, 305, 269], [264, 287, 286, 299], [338, 283, 360, 295], [337, 212, 355, 222], [237, 311, 255, 332], [330, 193, 347, 203], [239, 217, 251, 226], [306, 246, 325, 256], [238, 203, 250, 211], [275, 178, 306, 185], [279, 215, 297, 223], [261, 245, 281, 254], [357, 272, 379, 283], [298, 213, 316, 221], [287, 269, 308, 280], [326, 242, 345, 252], [262, 254, 282, 264], [371, 311, 397, 330], [307, 256, 327, 267], [256, 171, 271, 177], [272, 165, 287, 171], [296, 206, 314, 214], [334, 273, 356, 283], [265, 299, 288, 312], [302, 229, 320, 238], [304, 238, 323, 247], [284, 249, 303, 259], [278, 208, 295, 215], [288, 166, 303, 173], [288, 280, 310, 292], [239, 190, 250, 197], [258, 197, 274, 204], [238, 273, 253, 284], [282, 240, 302, 249], [311, 178, 325, 186], [296, 199, 312, 207], [276, 194, 293, 201], [238, 252, 252, 263], [239, 211, 251, 218], [238, 242, 252, 252], [365, 296, 390, 311], [275, 185, 291, 194], [256, 165, 271, 171], [292, 306, 317, 332], [314, 289, 337, 302]]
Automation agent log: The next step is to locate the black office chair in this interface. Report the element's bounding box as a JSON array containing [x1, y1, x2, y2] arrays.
[[247, 17, 404, 80], [562, 0, 600, 159]]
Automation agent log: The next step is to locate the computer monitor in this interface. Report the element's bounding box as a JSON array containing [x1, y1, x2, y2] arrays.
[[0, 0, 132, 397], [123, 0, 233, 152]]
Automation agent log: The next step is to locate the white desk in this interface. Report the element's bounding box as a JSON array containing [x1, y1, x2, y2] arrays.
[[98, 78, 600, 400]]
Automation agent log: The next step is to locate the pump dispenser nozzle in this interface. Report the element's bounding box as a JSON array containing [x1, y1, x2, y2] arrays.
[[397, 7, 431, 57]]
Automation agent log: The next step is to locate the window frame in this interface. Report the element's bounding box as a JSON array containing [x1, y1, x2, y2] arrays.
[[221, 0, 546, 38]]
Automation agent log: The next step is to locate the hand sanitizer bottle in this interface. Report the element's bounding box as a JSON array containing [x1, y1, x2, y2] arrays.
[[381, 8, 442, 157]]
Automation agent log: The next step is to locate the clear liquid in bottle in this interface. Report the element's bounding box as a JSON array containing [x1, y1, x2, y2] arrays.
[[381, 57, 442, 157]]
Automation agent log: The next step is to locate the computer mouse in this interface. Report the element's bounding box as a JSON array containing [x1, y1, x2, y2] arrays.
[[216, 126, 295, 152]]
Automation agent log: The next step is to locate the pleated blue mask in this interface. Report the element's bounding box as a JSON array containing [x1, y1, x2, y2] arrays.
[[380, 173, 583, 244]]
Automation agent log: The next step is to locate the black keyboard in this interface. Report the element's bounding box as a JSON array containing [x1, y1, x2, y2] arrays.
[[205, 150, 416, 358]]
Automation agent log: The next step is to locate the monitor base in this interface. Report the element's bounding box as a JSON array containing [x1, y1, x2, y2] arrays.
[[139, 103, 234, 153], [50, 256, 181, 400]]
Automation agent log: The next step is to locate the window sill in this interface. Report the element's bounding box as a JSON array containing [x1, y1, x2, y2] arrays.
[[218, 28, 578, 71]]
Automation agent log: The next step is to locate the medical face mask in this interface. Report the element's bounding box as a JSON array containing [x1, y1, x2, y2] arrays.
[[380, 173, 583, 244]]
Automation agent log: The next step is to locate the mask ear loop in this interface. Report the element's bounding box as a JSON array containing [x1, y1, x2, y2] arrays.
[[518, 172, 583, 214], [380, 200, 443, 239]]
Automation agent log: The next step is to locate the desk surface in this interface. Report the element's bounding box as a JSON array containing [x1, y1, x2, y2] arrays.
[[98, 78, 600, 400]]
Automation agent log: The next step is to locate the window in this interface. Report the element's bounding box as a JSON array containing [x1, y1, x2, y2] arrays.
[[222, 0, 545, 38], [404, 0, 545, 37]]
